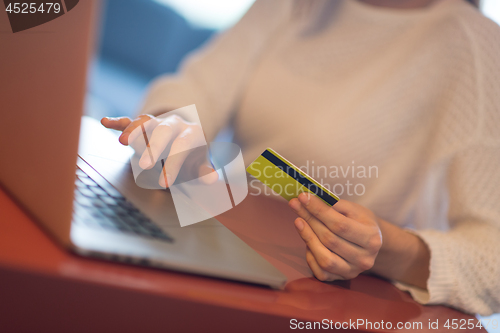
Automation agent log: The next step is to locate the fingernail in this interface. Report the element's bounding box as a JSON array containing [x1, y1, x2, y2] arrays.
[[289, 198, 300, 211], [295, 219, 305, 231], [299, 192, 310, 205], [119, 133, 128, 145]]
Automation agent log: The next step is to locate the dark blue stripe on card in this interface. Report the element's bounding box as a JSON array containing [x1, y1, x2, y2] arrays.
[[261, 150, 338, 206]]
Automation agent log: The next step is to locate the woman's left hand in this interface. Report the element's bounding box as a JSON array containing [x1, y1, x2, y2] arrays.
[[289, 193, 383, 281]]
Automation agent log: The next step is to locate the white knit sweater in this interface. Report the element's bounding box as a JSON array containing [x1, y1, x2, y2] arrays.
[[139, 0, 500, 315]]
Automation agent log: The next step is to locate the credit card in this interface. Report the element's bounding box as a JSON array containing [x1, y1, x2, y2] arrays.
[[246, 148, 339, 206]]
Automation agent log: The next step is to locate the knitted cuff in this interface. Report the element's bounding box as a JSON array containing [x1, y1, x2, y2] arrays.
[[393, 229, 456, 306]]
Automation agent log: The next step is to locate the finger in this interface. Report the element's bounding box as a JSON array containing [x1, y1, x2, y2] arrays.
[[331, 199, 361, 219], [289, 198, 364, 263], [305, 248, 343, 282], [101, 117, 132, 131], [298, 193, 368, 246], [119, 115, 154, 145], [138, 121, 181, 170], [308, 219, 375, 270], [294, 218, 352, 278], [158, 150, 190, 188], [198, 164, 219, 185], [157, 128, 200, 188]]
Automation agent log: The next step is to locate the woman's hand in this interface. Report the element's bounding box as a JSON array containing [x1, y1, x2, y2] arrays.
[[101, 115, 218, 188], [289, 192, 431, 289], [289, 193, 383, 282]]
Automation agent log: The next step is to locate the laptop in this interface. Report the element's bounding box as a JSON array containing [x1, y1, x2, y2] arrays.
[[0, 0, 286, 289]]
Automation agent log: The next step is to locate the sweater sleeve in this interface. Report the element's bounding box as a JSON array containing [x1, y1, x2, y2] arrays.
[[395, 12, 500, 316], [401, 145, 500, 315], [137, 0, 291, 141]]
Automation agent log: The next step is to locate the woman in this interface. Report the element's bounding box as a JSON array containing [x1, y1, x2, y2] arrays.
[[101, 0, 500, 315]]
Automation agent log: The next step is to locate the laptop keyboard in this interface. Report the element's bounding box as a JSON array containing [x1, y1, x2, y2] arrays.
[[72, 166, 173, 242]]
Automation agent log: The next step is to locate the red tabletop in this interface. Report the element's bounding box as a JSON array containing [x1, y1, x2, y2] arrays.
[[0, 186, 484, 333]]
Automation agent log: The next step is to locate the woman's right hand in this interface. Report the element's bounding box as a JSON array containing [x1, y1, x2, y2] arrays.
[[101, 114, 218, 188]]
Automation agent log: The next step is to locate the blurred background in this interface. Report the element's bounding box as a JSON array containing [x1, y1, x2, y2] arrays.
[[84, 0, 500, 121], [84, 0, 253, 120]]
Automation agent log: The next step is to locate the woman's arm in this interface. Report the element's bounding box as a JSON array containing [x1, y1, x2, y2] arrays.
[[368, 219, 430, 289], [135, 0, 292, 142], [400, 145, 500, 315]]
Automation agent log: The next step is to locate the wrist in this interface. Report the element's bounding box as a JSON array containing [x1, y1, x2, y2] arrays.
[[369, 219, 430, 289]]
